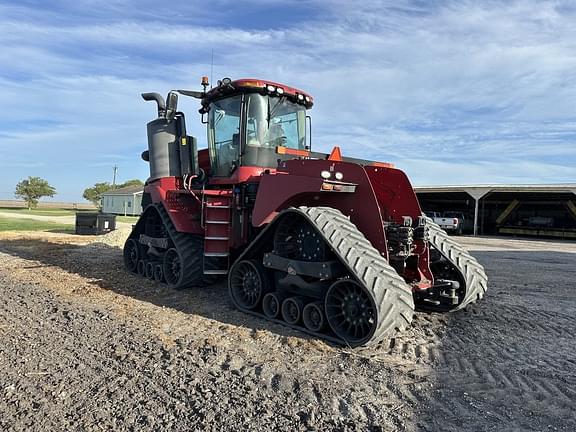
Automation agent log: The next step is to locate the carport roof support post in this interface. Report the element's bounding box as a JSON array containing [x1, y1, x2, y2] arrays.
[[465, 188, 491, 236]]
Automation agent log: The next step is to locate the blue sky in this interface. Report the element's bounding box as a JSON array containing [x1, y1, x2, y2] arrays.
[[0, 0, 575, 202]]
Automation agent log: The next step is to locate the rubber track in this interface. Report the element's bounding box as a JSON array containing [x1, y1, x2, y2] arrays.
[[425, 217, 488, 311], [154, 204, 218, 288], [230, 206, 415, 347]]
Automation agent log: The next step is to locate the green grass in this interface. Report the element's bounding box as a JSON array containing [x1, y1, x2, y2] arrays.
[[0, 217, 75, 233], [116, 215, 139, 223], [0, 207, 89, 216]]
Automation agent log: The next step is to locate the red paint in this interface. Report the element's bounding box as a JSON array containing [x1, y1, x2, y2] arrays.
[[252, 159, 389, 258], [208, 166, 270, 186], [251, 160, 434, 289]]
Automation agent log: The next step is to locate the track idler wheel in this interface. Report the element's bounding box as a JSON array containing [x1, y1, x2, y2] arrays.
[[325, 280, 377, 346], [303, 301, 325, 332], [281, 297, 305, 325], [123, 239, 141, 273], [163, 248, 184, 288], [229, 260, 269, 310]]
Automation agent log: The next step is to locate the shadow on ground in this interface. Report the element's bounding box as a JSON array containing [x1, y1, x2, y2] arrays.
[[0, 238, 317, 343]]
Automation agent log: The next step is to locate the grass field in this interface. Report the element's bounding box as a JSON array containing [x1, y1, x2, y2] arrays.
[[0, 207, 86, 216], [0, 207, 139, 228], [0, 217, 74, 233], [116, 216, 139, 223]]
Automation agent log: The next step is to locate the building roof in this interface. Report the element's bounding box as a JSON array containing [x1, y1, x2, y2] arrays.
[[101, 185, 143, 196], [414, 184, 576, 194]]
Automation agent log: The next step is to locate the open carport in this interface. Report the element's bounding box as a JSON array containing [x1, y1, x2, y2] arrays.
[[415, 184, 576, 239]]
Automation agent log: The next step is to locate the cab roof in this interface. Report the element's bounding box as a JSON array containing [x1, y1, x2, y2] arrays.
[[202, 78, 314, 110]]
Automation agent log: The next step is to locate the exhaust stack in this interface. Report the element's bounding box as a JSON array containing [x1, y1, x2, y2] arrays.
[[141, 91, 199, 182]]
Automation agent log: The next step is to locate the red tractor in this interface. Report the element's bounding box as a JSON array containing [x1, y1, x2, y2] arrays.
[[124, 77, 487, 347]]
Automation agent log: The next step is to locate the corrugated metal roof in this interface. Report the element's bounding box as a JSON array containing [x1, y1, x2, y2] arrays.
[[414, 184, 576, 193], [101, 185, 143, 196]]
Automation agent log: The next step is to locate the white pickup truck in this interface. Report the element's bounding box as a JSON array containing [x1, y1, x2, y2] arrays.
[[425, 211, 468, 235]]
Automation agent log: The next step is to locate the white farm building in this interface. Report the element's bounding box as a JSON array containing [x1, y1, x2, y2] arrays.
[[101, 185, 143, 215]]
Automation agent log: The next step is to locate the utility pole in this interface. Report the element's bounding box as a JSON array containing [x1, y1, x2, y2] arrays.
[[112, 165, 118, 188]]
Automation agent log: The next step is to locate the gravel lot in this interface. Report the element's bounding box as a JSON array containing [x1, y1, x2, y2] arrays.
[[0, 230, 575, 431]]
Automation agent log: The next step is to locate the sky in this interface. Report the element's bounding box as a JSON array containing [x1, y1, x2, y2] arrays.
[[0, 0, 575, 202]]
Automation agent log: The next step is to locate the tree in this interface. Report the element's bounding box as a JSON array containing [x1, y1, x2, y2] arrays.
[[82, 179, 144, 208], [121, 179, 144, 188], [15, 176, 56, 209], [83, 182, 113, 208]]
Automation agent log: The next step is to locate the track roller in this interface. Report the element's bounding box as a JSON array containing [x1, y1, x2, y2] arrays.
[[137, 260, 146, 277], [262, 293, 282, 318], [303, 301, 325, 332], [281, 297, 305, 325], [153, 264, 164, 283], [145, 261, 155, 279]]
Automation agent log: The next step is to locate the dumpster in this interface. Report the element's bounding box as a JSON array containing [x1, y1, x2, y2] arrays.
[[75, 212, 116, 235]]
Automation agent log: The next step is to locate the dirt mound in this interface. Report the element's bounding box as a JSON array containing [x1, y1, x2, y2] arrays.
[[91, 226, 132, 248]]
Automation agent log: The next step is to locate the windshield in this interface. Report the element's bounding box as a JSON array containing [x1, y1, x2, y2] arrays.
[[207, 95, 242, 176], [245, 94, 306, 150], [207, 93, 308, 176]]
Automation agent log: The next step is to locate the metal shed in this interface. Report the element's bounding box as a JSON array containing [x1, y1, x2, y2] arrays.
[[415, 184, 576, 238]]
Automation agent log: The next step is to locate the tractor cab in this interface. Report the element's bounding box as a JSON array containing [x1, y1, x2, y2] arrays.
[[141, 78, 313, 186], [200, 78, 313, 177]]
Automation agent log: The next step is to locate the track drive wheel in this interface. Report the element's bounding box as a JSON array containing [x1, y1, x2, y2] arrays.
[[229, 260, 269, 310]]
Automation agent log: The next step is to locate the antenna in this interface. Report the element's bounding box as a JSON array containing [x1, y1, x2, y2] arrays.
[[210, 48, 214, 89], [112, 165, 118, 188]]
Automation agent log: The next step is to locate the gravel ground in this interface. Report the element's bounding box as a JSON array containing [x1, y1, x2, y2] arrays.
[[0, 230, 575, 431]]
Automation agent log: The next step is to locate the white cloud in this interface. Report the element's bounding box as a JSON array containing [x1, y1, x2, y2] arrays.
[[0, 0, 575, 200]]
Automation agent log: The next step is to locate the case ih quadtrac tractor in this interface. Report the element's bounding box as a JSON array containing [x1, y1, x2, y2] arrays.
[[124, 77, 487, 347]]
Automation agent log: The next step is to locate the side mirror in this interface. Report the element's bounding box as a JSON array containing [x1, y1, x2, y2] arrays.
[[165, 91, 179, 120]]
